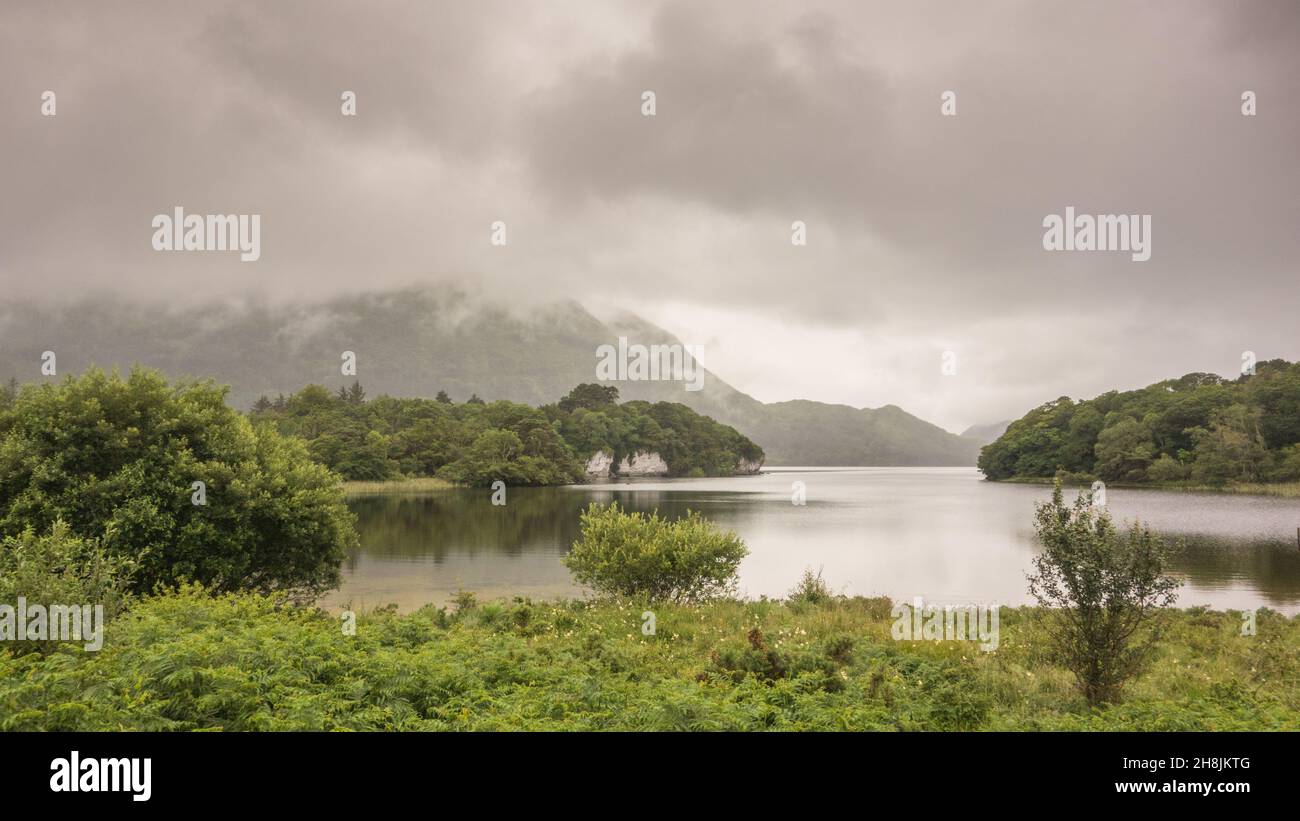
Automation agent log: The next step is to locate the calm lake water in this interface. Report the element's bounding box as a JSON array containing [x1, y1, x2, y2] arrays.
[[318, 467, 1300, 614]]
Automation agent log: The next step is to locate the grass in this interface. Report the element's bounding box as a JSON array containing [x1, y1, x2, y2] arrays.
[[1179, 481, 1300, 498], [342, 476, 453, 495], [2, 586, 1295, 731], [994, 476, 1300, 498]]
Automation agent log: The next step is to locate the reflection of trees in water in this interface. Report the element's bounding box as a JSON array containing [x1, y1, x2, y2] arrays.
[[345, 487, 767, 568], [347, 489, 579, 563], [585, 489, 775, 528], [1170, 535, 1300, 607], [346, 488, 1300, 609]]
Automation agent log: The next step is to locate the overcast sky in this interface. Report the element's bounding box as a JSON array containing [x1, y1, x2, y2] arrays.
[[2, 0, 1298, 431]]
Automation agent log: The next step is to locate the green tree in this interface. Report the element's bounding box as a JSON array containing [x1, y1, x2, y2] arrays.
[[310, 426, 396, 481], [1243, 359, 1300, 448], [1061, 404, 1104, 473], [436, 428, 579, 486], [978, 399, 1072, 480], [1188, 404, 1270, 483], [0, 368, 356, 598], [1028, 482, 1179, 705], [391, 415, 457, 475], [1145, 453, 1190, 482], [563, 502, 749, 602], [255, 383, 759, 486], [1093, 418, 1156, 482], [1267, 444, 1300, 481], [558, 383, 619, 413], [979, 364, 1300, 486]]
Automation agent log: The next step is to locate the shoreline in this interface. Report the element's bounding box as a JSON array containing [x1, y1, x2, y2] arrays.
[[342, 477, 454, 495], [987, 476, 1300, 498]]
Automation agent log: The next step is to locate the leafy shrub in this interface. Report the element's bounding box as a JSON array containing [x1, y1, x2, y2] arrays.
[[709, 627, 851, 692], [0, 368, 356, 598], [1028, 481, 1180, 705], [0, 521, 135, 655], [450, 589, 477, 613], [710, 627, 789, 683], [787, 567, 833, 605], [882, 652, 992, 730], [562, 502, 748, 602]]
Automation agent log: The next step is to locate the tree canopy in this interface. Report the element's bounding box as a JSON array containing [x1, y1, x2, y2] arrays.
[[0, 368, 356, 597], [250, 382, 764, 485], [979, 359, 1300, 484]]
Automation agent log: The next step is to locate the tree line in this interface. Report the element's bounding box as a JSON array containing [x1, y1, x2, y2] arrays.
[[249, 381, 764, 486], [978, 358, 1300, 484]]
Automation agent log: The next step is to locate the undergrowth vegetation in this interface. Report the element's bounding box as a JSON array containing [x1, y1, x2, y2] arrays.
[[1, 585, 1294, 731], [562, 503, 748, 602]]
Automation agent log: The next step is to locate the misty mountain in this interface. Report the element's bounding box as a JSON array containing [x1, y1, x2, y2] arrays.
[[0, 289, 980, 466], [960, 420, 1013, 447]]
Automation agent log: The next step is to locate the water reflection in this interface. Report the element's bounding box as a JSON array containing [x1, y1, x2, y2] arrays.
[[318, 468, 1300, 614]]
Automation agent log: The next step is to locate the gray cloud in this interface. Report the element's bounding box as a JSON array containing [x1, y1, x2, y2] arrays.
[[1, 0, 1298, 430]]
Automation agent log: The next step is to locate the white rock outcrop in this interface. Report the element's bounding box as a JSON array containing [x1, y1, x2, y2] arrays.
[[735, 457, 764, 474], [585, 450, 615, 477], [616, 451, 670, 476], [587, 450, 760, 478]]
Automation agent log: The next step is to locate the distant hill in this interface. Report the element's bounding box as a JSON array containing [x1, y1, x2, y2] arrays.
[[716, 400, 980, 466], [0, 289, 980, 466], [960, 420, 1012, 447], [979, 363, 1300, 484]]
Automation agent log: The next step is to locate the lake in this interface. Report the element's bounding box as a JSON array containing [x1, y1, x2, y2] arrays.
[[318, 467, 1300, 614]]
